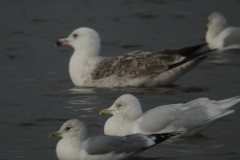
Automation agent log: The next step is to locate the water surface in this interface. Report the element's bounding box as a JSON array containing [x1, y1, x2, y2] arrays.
[[0, 0, 240, 160]]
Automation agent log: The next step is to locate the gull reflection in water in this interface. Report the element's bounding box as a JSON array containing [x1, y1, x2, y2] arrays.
[[64, 94, 100, 117], [68, 85, 179, 94]]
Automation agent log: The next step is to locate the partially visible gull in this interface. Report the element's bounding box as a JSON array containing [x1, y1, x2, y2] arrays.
[[205, 12, 240, 50], [100, 94, 240, 136], [56, 27, 212, 87], [49, 119, 177, 160]]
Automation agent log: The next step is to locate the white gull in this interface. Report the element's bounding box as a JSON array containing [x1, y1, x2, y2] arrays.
[[100, 94, 240, 136], [56, 27, 212, 87], [49, 119, 177, 160], [205, 12, 240, 50]]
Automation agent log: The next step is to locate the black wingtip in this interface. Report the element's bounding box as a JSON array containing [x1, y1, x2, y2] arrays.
[[190, 47, 217, 59], [149, 132, 180, 144], [55, 40, 62, 46], [177, 43, 208, 56]]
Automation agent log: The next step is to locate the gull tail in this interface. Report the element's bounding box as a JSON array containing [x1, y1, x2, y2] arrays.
[[206, 95, 240, 123], [151, 43, 215, 85], [216, 95, 240, 111], [169, 45, 215, 69], [152, 56, 206, 85], [206, 110, 235, 123]]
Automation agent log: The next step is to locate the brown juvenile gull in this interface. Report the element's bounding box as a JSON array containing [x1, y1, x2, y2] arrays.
[[206, 12, 240, 50], [100, 94, 240, 136], [56, 27, 212, 87], [49, 119, 177, 160]]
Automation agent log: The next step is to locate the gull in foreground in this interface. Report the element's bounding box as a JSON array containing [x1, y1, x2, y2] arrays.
[[49, 119, 177, 160], [205, 12, 240, 50], [100, 94, 240, 136], [56, 27, 212, 87]]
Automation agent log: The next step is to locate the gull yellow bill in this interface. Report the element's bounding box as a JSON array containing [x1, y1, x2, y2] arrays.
[[99, 109, 114, 115], [49, 132, 61, 137]]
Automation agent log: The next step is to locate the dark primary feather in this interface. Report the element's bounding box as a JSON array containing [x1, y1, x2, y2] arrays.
[[145, 132, 178, 146], [92, 43, 210, 80], [148, 43, 207, 57]]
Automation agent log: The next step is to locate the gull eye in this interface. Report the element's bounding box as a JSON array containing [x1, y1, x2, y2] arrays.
[[73, 34, 78, 38], [117, 104, 122, 107], [66, 126, 72, 131]]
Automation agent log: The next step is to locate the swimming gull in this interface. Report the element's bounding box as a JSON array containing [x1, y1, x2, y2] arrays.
[[99, 94, 240, 136], [205, 12, 240, 50], [56, 27, 213, 87], [49, 119, 177, 160]]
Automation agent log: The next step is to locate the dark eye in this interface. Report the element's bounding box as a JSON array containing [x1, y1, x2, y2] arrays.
[[73, 34, 78, 38], [66, 126, 72, 131], [117, 104, 122, 107]]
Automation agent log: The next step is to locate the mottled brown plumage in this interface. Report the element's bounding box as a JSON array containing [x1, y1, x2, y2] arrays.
[[92, 43, 208, 80], [56, 27, 213, 87]]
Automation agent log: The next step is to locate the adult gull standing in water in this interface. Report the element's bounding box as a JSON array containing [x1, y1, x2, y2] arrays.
[[205, 12, 240, 50], [49, 119, 177, 160], [100, 94, 240, 136]]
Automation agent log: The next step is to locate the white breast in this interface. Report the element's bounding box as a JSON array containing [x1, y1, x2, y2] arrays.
[[69, 54, 101, 86]]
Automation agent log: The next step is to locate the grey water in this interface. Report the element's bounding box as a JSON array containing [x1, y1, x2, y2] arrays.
[[1, 0, 240, 160]]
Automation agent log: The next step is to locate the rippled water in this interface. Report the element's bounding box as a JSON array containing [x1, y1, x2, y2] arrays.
[[1, 0, 240, 160]]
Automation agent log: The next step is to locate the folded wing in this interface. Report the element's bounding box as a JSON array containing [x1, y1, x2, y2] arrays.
[[92, 43, 209, 80]]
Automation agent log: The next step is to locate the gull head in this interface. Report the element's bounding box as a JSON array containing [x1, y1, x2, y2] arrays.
[[206, 12, 227, 32], [49, 119, 88, 140], [56, 27, 101, 57], [100, 94, 143, 119]]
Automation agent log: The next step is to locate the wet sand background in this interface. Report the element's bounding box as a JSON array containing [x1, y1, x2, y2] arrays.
[[0, 0, 240, 160]]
